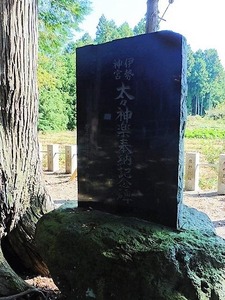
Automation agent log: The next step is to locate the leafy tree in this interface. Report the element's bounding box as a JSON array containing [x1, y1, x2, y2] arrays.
[[37, 0, 92, 132], [65, 32, 96, 129], [94, 15, 135, 44], [75, 32, 94, 48], [95, 14, 120, 44], [39, 0, 92, 54], [118, 22, 134, 38], [202, 49, 225, 110], [38, 52, 78, 131], [187, 45, 195, 77], [61, 51, 78, 129], [187, 50, 209, 115], [133, 17, 146, 35], [187, 47, 225, 115], [38, 54, 69, 131]]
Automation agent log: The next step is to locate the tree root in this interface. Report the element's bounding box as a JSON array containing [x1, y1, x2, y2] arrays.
[[0, 287, 47, 299], [0, 246, 46, 299]]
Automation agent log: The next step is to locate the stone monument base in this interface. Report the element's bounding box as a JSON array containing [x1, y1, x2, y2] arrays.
[[35, 203, 225, 300]]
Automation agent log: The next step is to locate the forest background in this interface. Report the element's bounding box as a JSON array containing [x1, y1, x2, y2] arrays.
[[38, 0, 225, 132]]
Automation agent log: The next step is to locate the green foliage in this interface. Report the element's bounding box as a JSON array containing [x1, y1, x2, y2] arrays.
[[95, 15, 120, 44], [185, 116, 225, 190], [187, 47, 225, 116], [94, 15, 134, 44], [60, 52, 77, 129], [118, 22, 134, 38], [38, 3, 225, 133], [185, 128, 225, 139], [133, 17, 146, 35], [185, 115, 225, 139], [38, 54, 69, 131], [74, 32, 94, 48], [38, 51, 77, 131], [187, 50, 209, 115], [39, 0, 92, 54], [185, 116, 225, 163], [37, 0, 91, 132], [39, 89, 69, 131]]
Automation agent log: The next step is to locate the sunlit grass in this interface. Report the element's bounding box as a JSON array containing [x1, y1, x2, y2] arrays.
[[186, 115, 225, 130], [39, 130, 76, 146], [185, 116, 225, 190]]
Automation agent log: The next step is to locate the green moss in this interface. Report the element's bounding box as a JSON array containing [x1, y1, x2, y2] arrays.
[[36, 207, 225, 300]]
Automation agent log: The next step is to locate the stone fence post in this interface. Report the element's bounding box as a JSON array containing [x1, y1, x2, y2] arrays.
[[65, 145, 77, 174], [47, 144, 59, 172], [185, 152, 200, 191], [218, 154, 225, 195]]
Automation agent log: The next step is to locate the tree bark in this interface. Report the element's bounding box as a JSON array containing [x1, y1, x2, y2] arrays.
[[145, 0, 159, 33], [0, 0, 54, 296], [0, 247, 29, 296]]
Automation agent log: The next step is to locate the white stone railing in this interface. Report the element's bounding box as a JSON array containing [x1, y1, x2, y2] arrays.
[[39, 144, 77, 174], [39, 145, 225, 194], [185, 152, 225, 194]]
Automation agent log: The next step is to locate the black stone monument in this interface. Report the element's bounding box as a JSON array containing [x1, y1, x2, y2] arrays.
[[76, 31, 187, 228]]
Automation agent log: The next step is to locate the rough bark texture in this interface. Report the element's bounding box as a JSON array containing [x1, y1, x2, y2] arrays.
[[146, 0, 159, 33], [0, 0, 54, 296]]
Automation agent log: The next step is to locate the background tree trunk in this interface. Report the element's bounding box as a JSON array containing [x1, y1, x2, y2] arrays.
[[145, 0, 159, 33], [0, 0, 54, 296]]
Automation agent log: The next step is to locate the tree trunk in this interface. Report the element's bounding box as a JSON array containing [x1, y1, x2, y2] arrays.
[[0, 247, 29, 296], [0, 0, 54, 296], [145, 0, 159, 33], [191, 96, 196, 115]]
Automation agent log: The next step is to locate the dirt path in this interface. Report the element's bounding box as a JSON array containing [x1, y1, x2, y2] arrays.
[[184, 191, 225, 238], [43, 172, 225, 239], [44, 171, 78, 201]]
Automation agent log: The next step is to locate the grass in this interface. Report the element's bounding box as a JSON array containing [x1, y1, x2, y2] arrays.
[[185, 115, 225, 130], [39, 130, 76, 146], [185, 116, 225, 190], [38, 116, 225, 190], [185, 116, 225, 164], [185, 116, 225, 139]]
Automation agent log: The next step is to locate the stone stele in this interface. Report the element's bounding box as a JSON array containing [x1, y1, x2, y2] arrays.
[[76, 31, 187, 228]]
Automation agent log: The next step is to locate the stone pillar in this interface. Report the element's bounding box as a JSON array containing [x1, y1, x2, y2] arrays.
[[47, 144, 59, 172], [65, 145, 77, 174], [185, 152, 200, 191], [218, 154, 225, 195]]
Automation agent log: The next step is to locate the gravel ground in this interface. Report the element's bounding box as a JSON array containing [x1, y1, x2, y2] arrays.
[[184, 190, 225, 238], [44, 171, 78, 202]]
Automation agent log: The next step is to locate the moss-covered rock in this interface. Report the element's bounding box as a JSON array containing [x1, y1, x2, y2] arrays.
[[35, 202, 225, 300]]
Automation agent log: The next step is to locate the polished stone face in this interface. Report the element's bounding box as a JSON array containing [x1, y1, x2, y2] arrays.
[[76, 31, 187, 228]]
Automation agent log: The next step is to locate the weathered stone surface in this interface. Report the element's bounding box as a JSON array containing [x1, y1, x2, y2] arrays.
[[35, 202, 225, 300]]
